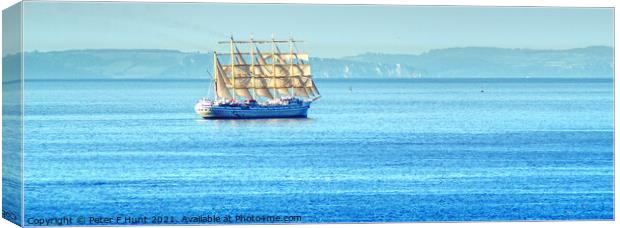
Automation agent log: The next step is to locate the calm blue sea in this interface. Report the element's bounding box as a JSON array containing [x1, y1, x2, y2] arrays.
[[22, 78, 613, 225]]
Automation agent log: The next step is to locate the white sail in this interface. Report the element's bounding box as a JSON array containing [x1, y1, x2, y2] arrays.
[[259, 53, 309, 62], [225, 64, 310, 78], [276, 78, 292, 87], [255, 88, 274, 99], [291, 76, 304, 87], [275, 78, 291, 96], [234, 45, 247, 65], [249, 77, 274, 99], [255, 47, 269, 65], [276, 88, 290, 96], [301, 78, 315, 97], [212, 37, 320, 101], [293, 64, 312, 76], [291, 53, 309, 61], [232, 78, 252, 88], [254, 48, 276, 78], [294, 86, 309, 98], [215, 67, 233, 99], [309, 80, 320, 96], [222, 65, 251, 78], [216, 60, 232, 86], [235, 88, 253, 100], [305, 86, 315, 97], [274, 46, 287, 64], [252, 77, 270, 88]]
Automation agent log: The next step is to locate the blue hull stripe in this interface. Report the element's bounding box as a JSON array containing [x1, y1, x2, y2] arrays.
[[203, 106, 310, 119]]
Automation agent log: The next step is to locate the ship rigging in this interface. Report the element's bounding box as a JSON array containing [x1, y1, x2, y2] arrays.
[[194, 35, 320, 119]]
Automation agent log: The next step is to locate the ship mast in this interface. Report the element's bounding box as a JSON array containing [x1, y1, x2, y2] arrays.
[[250, 35, 256, 99], [230, 36, 236, 100], [271, 34, 277, 98], [214, 35, 318, 102], [213, 51, 217, 100], [289, 35, 294, 97]]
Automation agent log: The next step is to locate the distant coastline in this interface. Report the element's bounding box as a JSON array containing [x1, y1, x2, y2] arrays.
[[4, 46, 613, 80]]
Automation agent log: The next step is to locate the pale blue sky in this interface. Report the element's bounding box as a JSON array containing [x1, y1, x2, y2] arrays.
[[22, 1, 613, 57]]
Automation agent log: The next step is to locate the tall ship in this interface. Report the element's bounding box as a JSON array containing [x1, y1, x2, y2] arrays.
[[194, 36, 320, 119]]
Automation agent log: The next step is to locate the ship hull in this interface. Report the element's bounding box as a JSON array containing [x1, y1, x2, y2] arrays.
[[197, 104, 310, 119]]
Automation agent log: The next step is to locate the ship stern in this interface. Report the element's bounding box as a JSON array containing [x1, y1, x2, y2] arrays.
[[194, 99, 216, 118]]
